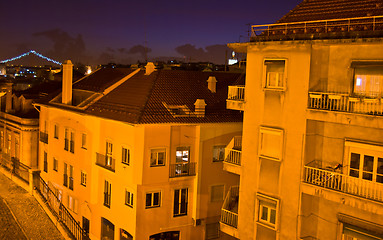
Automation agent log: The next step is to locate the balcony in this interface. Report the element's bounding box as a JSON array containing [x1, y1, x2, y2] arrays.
[[220, 186, 239, 237], [251, 15, 383, 42], [96, 153, 115, 172], [227, 86, 245, 111], [39, 132, 48, 144], [303, 161, 383, 202], [223, 136, 242, 175], [169, 162, 196, 178], [308, 92, 383, 117]]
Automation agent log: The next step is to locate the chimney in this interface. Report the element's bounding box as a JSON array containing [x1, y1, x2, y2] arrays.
[[194, 99, 206, 117], [207, 76, 217, 93], [4, 83, 12, 113], [145, 62, 155, 75], [62, 60, 73, 105]]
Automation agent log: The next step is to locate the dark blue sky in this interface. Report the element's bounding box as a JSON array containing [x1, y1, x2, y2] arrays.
[[0, 0, 301, 65]]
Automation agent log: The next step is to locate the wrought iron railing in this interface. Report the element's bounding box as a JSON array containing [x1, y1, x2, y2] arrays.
[[36, 176, 89, 240], [220, 185, 239, 228], [169, 162, 196, 178], [39, 132, 48, 144], [308, 92, 383, 115], [304, 164, 383, 202]]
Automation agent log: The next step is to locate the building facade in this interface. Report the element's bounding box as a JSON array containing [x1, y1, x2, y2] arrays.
[[37, 61, 244, 240], [221, 0, 383, 239]]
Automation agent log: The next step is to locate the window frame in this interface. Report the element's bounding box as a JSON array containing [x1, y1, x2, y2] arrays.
[[259, 126, 284, 161], [106, 141, 113, 167], [256, 193, 279, 230], [263, 59, 287, 91], [145, 191, 161, 208], [81, 133, 87, 149], [81, 171, 87, 187], [351, 61, 383, 98], [53, 157, 58, 172], [150, 148, 166, 167], [122, 147, 130, 165], [43, 151, 48, 173], [125, 189, 134, 208], [212, 145, 226, 162], [54, 124, 59, 139], [173, 188, 188, 217], [104, 180, 112, 208]]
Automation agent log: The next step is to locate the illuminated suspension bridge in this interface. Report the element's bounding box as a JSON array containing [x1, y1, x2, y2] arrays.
[[0, 50, 62, 65]]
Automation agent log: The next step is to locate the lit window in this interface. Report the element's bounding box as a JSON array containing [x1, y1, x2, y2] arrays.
[[81, 171, 87, 186], [104, 180, 112, 208], [125, 190, 134, 207], [352, 62, 383, 97], [264, 59, 286, 90], [213, 145, 225, 162], [146, 192, 161, 208], [257, 193, 279, 229], [176, 147, 190, 163], [106, 141, 113, 167], [259, 127, 284, 161], [210, 185, 224, 202], [122, 147, 130, 165], [150, 149, 166, 166], [174, 188, 188, 216]]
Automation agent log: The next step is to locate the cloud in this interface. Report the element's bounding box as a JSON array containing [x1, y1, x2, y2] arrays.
[[175, 44, 230, 64], [128, 45, 152, 60], [33, 29, 86, 63]]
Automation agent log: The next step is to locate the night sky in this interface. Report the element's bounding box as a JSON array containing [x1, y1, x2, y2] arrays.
[[1, 0, 301, 65]]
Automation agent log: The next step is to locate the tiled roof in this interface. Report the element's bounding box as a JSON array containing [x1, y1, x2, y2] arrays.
[[73, 68, 135, 92], [85, 69, 243, 124], [277, 0, 383, 23]]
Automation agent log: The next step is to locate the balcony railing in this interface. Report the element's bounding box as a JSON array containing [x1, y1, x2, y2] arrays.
[[225, 136, 242, 166], [228, 86, 245, 101], [169, 162, 196, 178], [96, 153, 115, 172], [39, 132, 48, 144], [251, 15, 383, 41], [304, 164, 383, 202], [221, 185, 239, 228], [308, 92, 383, 116]]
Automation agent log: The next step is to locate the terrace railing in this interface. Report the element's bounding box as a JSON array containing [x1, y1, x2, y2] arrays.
[[221, 186, 239, 228], [224, 136, 242, 166], [228, 86, 245, 101], [169, 162, 196, 178]]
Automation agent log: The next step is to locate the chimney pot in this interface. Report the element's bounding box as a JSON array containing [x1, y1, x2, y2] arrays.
[[207, 76, 217, 93], [145, 62, 155, 75], [62, 60, 73, 105], [194, 99, 206, 117]]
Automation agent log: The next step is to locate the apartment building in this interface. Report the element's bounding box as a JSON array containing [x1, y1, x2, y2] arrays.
[[221, 0, 383, 239], [36, 61, 243, 240]]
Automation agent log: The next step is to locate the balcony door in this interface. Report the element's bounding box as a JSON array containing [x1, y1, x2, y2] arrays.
[[347, 142, 383, 184]]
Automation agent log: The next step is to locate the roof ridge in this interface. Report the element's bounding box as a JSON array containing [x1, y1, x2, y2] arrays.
[[137, 70, 161, 124]]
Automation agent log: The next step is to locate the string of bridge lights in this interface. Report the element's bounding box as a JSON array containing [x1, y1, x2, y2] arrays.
[[0, 50, 62, 65]]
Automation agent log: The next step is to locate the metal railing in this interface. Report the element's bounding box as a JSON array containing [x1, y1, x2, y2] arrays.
[[96, 153, 115, 172], [221, 186, 239, 228], [251, 15, 383, 41], [224, 136, 242, 166], [228, 86, 245, 101], [304, 165, 383, 202], [36, 176, 89, 240], [39, 132, 48, 144], [169, 162, 196, 178], [308, 92, 383, 115]]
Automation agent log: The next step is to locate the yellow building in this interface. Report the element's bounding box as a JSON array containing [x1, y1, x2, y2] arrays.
[[36, 61, 244, 239], [221, 0, 383, 239]]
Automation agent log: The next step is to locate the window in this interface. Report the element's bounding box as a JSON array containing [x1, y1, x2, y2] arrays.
[[64, 128, 74, 153], [259, 127, 284, 161], [81, 133, 87, 149], [264, 59, 286, 90], [70, 131, 75, 153], [256, 193, 279, 229], [150, 148, 165, 166], [122, 147, 130, 165], [64, 128, 69, 151], [176, 147, 190, 163], [104, 180, 111, 208], [106, 141, 113, 167], [43, 152, 48, 173], [346, 141, 383, 183], [63, 163, 68, 187], [146, 192, 161, 208], [81, 171, 87, 186], [69, 165, 74, 190], [210, 185, 224, 202], [339, 213, 383, 240], [352, 62, 383, 97], [53, 158, 58, 171], [173, 188, 188, 216], [67, 195, 78, 213], [213, 145, 225, 162], [54, 124, 59, 139], [125, 190, 133, 207], [206, 222, 220, 239], [120, 229, 133, 240]]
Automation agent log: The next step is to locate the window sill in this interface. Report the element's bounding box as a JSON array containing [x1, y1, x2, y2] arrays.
[[81, 183, 86, 187], [150, 164, 165, 167], [145, 205, 160, 209], [256, 221, 276, 231], [103, 204, 110, 208], [173, 213, 187, 217], [263, 87, 285, 92], [259, 155, 281, 162], [125, 204, 133, 208], [121, 162, 130, 166]]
